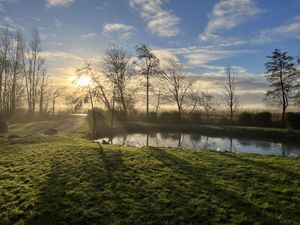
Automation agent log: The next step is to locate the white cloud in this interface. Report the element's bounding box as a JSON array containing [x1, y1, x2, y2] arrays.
[[152, 49, 178, 65], [157, 46, 255, 68], [103, 23, 135, 38], [46, 0, 74, 7], [41, 51, 83, 62], [81, 33, 97, 39], [130, 0, 180, 37], [254, 16, 300, 44], [200, 0, 264, 42]]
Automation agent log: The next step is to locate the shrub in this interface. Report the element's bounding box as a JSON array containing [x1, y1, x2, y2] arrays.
[[286, 112, 300, 129], [238, 112, 253, 125], [0, 118, 8, 133], [159, 111, 181, 123], [190, 111, 202, 124], [149, 112, 158, 122], [253, 112, 272, 127], [219, 117, 229, 125]]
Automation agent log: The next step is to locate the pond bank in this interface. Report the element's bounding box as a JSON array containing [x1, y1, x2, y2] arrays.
[[95, 121, 300, 142]]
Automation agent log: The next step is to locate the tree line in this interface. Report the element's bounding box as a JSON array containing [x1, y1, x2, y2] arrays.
[[0, 26, 62, 120], [74, 45, 300, 135], [1, 25, 299, 129]]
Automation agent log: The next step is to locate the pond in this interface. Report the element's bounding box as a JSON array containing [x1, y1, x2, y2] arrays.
[[98, 133, 300, 157]]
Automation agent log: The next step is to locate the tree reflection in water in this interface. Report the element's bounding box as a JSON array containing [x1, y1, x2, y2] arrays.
[[97, 133, 300, 157]]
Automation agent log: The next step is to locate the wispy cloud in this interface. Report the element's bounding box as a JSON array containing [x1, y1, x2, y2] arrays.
[[0, 16, 25, 31], [254, 16, 300, 44], [103, 23, 135, 39], [41, 50, 83, 62], [199, 0, 264, 42], [129, 0, 180, 37], [46, 0, 75, 8], [81, 32, 97, 39], [157, 46, 255, 68], [0, 3, 4, 12]]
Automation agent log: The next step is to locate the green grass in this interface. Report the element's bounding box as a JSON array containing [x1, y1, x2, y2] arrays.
[[8, 119, 66, 134], [0, 134, 299, 225]]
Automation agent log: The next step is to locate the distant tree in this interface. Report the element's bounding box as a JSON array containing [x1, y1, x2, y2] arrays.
[[100, 45, 135, 117], [188, 89, 202, 114], [74, 66, 97, 136], [223, 66, 239, 125], [136, 44, 160, 121], [0, 26, 25, 116], [24, 29, 47, 114], [264, 49, 299, 125], [161, 58, 193, 119], [64, 91, 83, 114], [0, 25, 12, 114], [200, 91, 218, 120], [50, 86, 64, 116], [153, 88, 162, 114]]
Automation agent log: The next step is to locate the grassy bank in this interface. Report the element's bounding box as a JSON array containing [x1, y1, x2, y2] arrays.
[[0, 134, 299, 225]]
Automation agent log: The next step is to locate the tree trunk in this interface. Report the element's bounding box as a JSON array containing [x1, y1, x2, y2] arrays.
[[282, 107, 286, 127], [89, 86, 96, 137], [230, 108, 233, 125], [111, 85, 115, 128], [146, 74, 149, 121], [52, 99, 55, 116]]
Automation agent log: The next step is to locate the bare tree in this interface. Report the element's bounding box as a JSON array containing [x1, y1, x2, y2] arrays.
[[0, 26, 26, 117], [188, 89, 203, 114], [153, 88, 162, 114], [136, 44, 160, 121], [50, 86, 64, 116], [223, 66, 239, 125], [200, 91, 218, 120], [64, 91, 83, 113], [24, 29, 47, 113], [82, 62, 113, 111], [100, 45, 135, 117], [74, 66, 98, 136], [0, 25, 12, 114], [264, 49, 299, 125], [38, 68, 48, 116], [10, 31, 25, 115], [160, 58, 193, 119]]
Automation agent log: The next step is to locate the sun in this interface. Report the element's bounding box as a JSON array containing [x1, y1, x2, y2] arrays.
[[74, 75, 92, 87]]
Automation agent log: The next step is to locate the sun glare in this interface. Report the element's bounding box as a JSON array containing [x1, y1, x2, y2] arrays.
[[74, 75, 92, 87]]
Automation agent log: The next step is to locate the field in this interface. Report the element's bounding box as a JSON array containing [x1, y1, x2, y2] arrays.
[[1, 133, 299, 225]]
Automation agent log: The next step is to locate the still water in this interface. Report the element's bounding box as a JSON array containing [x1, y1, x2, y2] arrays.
[[99, 133, 300, 157]]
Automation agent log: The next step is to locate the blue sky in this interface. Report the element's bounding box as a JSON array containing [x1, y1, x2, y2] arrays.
[[1, 0, 300, 107]]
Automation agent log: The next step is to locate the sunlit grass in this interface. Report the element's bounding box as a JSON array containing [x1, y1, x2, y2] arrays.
[[0, 134, 299, 225]]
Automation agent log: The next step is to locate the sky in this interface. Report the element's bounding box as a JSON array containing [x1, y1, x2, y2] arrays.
[[1, 0, 300, 108]]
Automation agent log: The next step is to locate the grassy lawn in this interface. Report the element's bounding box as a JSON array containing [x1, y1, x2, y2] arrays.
[[0, 134, 299, 225]]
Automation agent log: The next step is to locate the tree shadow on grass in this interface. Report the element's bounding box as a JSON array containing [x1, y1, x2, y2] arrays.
[[25, 145, 130, 225], [147, 147, 284, 225], [220, 152, 300, 180], [22, 144, 298, 225]]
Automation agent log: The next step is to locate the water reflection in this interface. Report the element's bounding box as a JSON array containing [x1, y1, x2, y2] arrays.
[[98, 133, 300, 157]]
